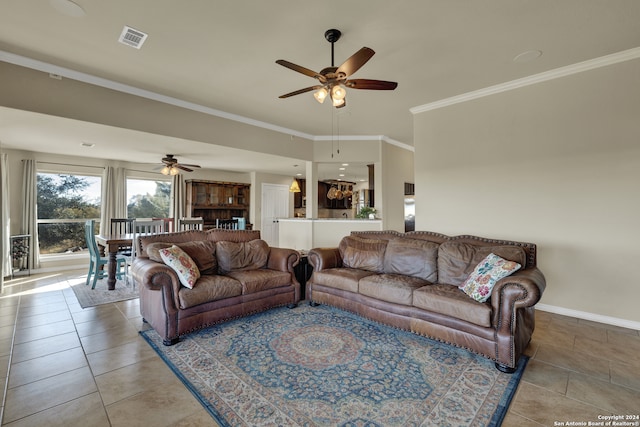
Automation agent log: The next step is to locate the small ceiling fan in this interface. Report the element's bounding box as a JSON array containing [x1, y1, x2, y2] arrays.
[[159, 154, 201, 175], [276, 29, 398, 108]]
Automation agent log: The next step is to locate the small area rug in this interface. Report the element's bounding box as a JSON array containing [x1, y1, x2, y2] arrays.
[[71, 277, 138, 308], [141, 304, 526, 426]]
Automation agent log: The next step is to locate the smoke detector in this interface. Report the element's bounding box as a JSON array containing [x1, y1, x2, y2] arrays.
[[118, 26, 148, 49]]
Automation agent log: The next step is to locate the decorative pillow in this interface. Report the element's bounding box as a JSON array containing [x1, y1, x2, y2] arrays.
[[159, 245, 200, 289], [147, 241, 217, 275], [216, 239, 270, 274], [460, 253, 521, 302], [438, 242, 526, 287], [340, 236, 388, 273]]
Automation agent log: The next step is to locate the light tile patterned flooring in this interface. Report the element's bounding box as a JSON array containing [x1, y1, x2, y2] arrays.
[[1, 270, 639, 426]]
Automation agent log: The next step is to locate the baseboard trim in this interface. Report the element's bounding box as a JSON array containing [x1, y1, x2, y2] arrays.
[[537, 304, 640, 331]]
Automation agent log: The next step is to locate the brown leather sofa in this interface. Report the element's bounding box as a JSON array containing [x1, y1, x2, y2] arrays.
[[307, 230, 546, 372], [132, 229, 300, 345]]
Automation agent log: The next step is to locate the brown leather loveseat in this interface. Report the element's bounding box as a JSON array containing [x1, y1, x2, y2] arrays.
[[132, 229, 300, 345], [307, 230, 546, 372]]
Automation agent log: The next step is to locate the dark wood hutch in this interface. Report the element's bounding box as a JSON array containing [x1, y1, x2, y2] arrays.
[[185, 180, 250, 229]]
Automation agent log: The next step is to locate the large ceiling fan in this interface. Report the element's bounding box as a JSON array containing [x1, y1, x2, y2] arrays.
[[276, 29, 398, 108], [159, 154, 201, 175]]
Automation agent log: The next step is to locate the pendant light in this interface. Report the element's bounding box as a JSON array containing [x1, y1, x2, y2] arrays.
[[289, 178, 301, 193]]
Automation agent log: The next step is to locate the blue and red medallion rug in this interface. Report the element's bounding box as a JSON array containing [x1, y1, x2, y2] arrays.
[[141, 304, 526, 426]]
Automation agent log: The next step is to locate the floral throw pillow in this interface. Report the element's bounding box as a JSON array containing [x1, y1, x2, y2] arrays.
[[460, 253, 521, 302], [159, 245, 200, 289]]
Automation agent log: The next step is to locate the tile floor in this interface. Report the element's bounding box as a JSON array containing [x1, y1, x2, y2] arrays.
[[0, 270, 639, 426]]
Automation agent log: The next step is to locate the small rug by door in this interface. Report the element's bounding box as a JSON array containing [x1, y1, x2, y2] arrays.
[[141, 304, 526, 427], [70, 277, 138, 308]]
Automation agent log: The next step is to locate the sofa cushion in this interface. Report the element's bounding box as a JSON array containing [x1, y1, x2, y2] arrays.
[[460, 253, 521, 302], [146, 242, 172, 262], [216, 239, 269, 274], [138, 230, 205, 258], [312, 268, 376, 293], [177, 275, 243, 309], [159, 245, 200, 289], [359, 274, 430, 306], [383, 237, 439, 282], [413, 284, 493, 327], [339, 236, 388, 273], [437, 242, 527, 287], [147, 241, 218, 275], [226, 269, 291, 294]]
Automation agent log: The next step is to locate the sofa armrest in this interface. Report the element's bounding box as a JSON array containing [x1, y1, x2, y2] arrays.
[[308, 247, 342, 271], [490, 267, 546, 331], [132, 258, 182, 311], [267, 247, 300, 273]]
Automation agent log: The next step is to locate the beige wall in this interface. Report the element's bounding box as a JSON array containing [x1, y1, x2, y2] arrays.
[[413, 58, 640, 325], [0, 62, 313, 162]]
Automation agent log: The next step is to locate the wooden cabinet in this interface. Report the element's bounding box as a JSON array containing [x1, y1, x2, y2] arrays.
[[294, 179, 305, 208], [186, 180, 250, 228], [294, 180, 354, 210], [318, 181, 353, 209]]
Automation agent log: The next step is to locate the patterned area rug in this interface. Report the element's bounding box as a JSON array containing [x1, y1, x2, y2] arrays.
[[70, 277, 138, 308], [141, 304, 527, 427]]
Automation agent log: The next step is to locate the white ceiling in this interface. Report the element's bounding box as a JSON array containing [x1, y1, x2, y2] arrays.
[[1, 0, 639, 181]]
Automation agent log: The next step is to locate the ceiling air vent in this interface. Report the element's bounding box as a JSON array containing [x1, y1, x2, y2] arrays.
[[118, 26, 148, 49]]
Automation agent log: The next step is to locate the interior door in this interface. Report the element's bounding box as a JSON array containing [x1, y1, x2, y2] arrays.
[[261, 183, 289, 247]]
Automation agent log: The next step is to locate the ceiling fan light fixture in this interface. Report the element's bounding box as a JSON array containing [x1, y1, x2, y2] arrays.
[[169, 167, 180, 176], [314, 87, 328, 103], [331, 85, 346, 100], [332, 97, 345, 107], [161, 166, 171, 175]]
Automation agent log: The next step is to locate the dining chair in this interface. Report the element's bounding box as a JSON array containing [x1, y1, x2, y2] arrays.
[[85, 220, 126, 289], [232, 217, 246, 230], [178, 217, 204, 231], [215, 218, 238, 230], [125, 219, 165, 285], [152, 217, 174, 233], [110, 218, 134, 234], [110, 218, 134, 255]]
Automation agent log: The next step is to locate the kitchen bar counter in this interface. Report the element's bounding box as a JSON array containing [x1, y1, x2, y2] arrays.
[[278, 218, 383, 250]]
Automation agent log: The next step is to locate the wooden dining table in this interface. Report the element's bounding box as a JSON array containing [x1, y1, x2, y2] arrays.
[[95, 233, 133, 290]]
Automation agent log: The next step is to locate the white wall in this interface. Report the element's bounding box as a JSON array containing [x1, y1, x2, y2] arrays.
[[380, 142, 414, 232], [413, 58, 640, 325]]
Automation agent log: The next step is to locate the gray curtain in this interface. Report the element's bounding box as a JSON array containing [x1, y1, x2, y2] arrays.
[[1, 153, 10, 289], [21, 159, 40, 269], [100, 166, 127, 234], [170, 173, 185, 227]]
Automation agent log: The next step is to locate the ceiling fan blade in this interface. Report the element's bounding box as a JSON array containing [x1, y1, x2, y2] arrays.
[[336, 47, 375, 78], [178, 163, 201, 168], [279, 86, 322, 99], [345, 79, 398, 90], [175, 165, 193, 172], [276, 60, 326, 82]]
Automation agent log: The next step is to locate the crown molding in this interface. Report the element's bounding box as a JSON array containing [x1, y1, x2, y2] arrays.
[[0, 50, 317, 141], [314, 134, 414, 152], [410, 47, 640, 115], [1, 50, 414, 147]]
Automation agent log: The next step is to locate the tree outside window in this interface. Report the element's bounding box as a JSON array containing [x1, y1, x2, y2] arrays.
[[37, 173, 101, 254], [127, 179, 171, 219]]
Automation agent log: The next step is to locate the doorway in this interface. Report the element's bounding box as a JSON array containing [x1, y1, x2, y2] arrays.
[[261, 183, 289, 247]]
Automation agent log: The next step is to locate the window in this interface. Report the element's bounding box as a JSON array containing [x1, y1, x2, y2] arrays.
[[37, 172, 101, 255], [126, 178, 171, 219]]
